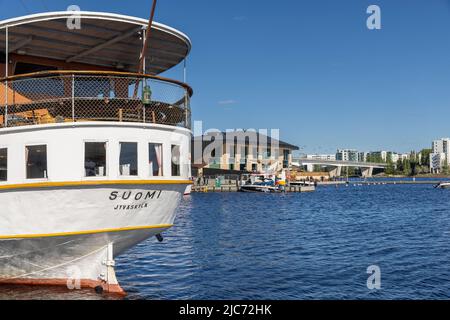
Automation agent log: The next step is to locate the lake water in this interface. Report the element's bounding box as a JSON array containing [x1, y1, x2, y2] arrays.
[[2, 183, 450, 300]]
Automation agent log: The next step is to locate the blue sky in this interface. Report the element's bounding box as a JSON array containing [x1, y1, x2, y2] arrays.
[[2, 0, 450, 154]]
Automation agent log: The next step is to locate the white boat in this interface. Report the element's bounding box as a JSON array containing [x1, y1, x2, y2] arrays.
[[184, 184, 193, 195], [434, 182, 450, 189], [0, 11, 193, 294], [289, 180, 316, 187], [239, 174, 284, 193]]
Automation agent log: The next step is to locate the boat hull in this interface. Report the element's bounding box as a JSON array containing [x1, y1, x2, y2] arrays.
[[289, 181, 316, 187], [184, 184, 192, 195], [239, 185, 282, 193], [435, 183, 450, 189], [0, 182, 186, 293]]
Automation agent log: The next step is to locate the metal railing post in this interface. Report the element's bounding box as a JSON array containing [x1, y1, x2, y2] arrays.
[[143, 105, 146, 123], [185, 90, 189, 128], [71, 74, 75, 122], [5, 26, 8, 127], [4, 80, 7, 128], [183, 58, 187, 83], [142, 78, 146, 123]]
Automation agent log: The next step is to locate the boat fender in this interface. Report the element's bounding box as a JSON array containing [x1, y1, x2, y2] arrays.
[[156, 234, 164, 242], [95, 286, 104, 294]]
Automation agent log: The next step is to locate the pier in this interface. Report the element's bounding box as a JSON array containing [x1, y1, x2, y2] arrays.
[[190, 178, 444, 193], [191, 185, 316, 193]]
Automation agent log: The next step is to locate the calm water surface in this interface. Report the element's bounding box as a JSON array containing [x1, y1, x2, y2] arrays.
[[2, 183, 450, 300]]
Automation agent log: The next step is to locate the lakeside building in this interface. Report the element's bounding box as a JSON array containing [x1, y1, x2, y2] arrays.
[[192, 131, 299, 175], [389, 152, 400, 163], [336, 149, 358, 162], [306, 154, 336, 161], [358, 152, 368, 162], [430, 138, 450, 173]]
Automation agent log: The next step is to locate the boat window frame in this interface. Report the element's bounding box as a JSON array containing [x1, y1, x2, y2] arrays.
[[24, 144, 48, 181], [171, 144, 181, 177], [148, 142, 164, 177], [118, 141, 139, 177], [0, 147, 7, 182], [83, 140, 109, 179]]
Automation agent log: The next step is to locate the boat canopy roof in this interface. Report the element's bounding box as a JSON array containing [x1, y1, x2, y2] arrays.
[[0, 11, 191, 75]]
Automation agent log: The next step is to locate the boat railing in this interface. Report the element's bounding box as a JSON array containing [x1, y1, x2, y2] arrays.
[[0, 70, 193, 129]]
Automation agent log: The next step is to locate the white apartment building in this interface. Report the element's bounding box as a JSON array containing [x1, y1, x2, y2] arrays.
[[358, 152, 368, 162], [430, 138, 450, 173], [336, 149, 358, 162], [306, 154, 336, 161], [430, 153, 446, 173], [389, 152, 400, 163]]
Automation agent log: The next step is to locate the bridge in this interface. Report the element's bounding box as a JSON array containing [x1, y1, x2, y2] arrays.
[[292, 159, 387, 178]]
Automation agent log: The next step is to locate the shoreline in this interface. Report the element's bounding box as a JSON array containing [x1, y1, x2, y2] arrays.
[[190, 178, 445, 193]]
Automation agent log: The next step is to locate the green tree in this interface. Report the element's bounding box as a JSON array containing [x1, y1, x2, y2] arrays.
[[347, 167, 356, 176], [403, 159, 412, 176], [442, 157, 449, 175], [420, 149, 431, 167], [385, 157, 395, 175], [395, 159, 402, 175]]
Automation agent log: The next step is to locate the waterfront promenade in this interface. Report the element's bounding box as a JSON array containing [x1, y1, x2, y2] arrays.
[[191, 184, 316, 193], [190, 178, 445, 193]]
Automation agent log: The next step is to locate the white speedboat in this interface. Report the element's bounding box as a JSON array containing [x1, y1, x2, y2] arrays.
[[184, 184, 193, 195], [289, 180, 316, 187], [434, 182, 450, 189], [0, 11, 193, 294], [239, 174, 284, 193]]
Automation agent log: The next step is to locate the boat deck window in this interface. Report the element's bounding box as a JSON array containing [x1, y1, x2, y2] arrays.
[[26, 145, 47, 179], [0, 148, 7, 181], [85, 142, 107, 177], [119, 142, 138, 176], [171, 145, 181, 177], [149, 143, 163, 177]]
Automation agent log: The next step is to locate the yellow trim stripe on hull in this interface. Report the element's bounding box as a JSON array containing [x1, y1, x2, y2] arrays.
[[0, 224, 173, 240], [0, 179, 193, 191]]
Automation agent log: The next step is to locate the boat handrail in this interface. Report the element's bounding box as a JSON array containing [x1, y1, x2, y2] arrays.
[[0, 70, 193, 96], [0, 70, 192, 129]]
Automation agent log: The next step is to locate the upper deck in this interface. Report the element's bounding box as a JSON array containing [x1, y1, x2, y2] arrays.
[[0, 70, 192, 129], [0, 11, 192, 130], [0, 11, 191, 75]]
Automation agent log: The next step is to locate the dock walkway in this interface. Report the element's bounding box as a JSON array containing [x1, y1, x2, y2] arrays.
[[191, 185, 316, 193]]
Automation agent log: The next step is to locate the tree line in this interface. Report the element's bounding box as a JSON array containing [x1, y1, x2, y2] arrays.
[[377, 149, 442, 176]]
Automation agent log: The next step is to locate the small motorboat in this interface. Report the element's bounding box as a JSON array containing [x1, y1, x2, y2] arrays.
[[184, 184, 193, 195], [239, 174, 284, 193], [434, 182, 450, 189], [289, 180, 316, 187]]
